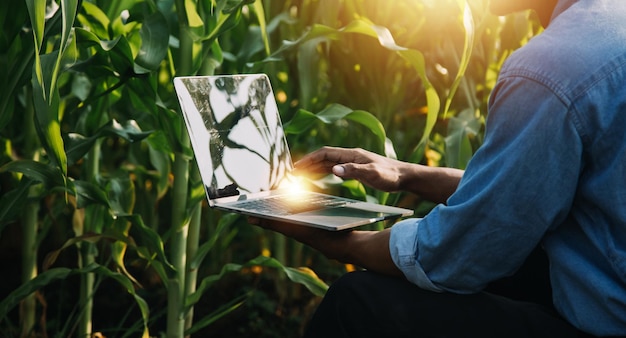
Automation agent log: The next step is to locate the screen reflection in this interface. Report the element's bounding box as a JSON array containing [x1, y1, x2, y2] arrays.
[[178, 75, 293, 199]]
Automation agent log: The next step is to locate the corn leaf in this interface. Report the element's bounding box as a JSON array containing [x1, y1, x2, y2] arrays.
[[134, 11, 169, 74], [187, 255, 328, 308]]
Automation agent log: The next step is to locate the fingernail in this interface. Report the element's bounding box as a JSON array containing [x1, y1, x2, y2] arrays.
[[332, 165, 345, 176]]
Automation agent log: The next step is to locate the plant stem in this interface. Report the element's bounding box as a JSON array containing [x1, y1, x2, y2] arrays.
[[273, 233, 288, 302], [78, 140, 102, 338], [184, 166, 202, 334], [78, 246, 95, 337], [166, 144, 190, 338], [20, 187, 39, 337], [21, 86, 39, 337], [166, 1, 194, 336], [166, 79, 192, 338]]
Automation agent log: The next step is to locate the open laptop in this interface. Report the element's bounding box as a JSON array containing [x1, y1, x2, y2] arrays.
[[173, 74, 413, 231]]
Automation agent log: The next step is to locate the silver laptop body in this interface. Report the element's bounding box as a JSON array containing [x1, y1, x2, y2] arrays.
[[173, 74, 413, 231]]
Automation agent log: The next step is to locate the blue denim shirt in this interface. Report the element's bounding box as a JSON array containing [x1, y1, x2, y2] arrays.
[[389, 0, 626, 335]]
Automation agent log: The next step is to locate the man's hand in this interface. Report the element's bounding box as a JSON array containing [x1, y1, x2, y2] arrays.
[[294, 146, 463, 204], [294, 146, 408, 192]]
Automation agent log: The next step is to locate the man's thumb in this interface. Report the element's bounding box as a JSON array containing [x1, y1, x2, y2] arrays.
[[332, 165, 347, 177]]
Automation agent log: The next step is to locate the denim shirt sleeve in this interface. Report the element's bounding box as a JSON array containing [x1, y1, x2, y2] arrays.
[[389, 69, 583, 293], [389, 218, 443, 292]]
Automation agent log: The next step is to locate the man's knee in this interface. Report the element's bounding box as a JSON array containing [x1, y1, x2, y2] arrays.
[[305, 271, 395, 338], [323, 270, 389, 305], [319, 271, 370, 309]]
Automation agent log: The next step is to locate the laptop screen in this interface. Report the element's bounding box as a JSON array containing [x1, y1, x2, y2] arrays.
[[174, 74, 294, 200]]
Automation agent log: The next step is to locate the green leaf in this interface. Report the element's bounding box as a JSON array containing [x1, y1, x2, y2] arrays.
[[445, 108, 482, 169], [187, 255, 328, 308], [443, 0, 475, 117], [43, 233, 104, 270], [338, 20, 407, 51], [283, 109, 318, 134], [252, 0, 270, 56], [104, 119, 152, 142], [87, 263, 151, 338], [183, 0, 204, 28], [70, 73, 92, 101], [51, 0, 79, 98], [0, 9, 34, 129], [185, 262, 246, 307], [124, 214, 176, 276], [77, 2, 111, 40], [185, 293, 246, 335], [108, 35, 136, 75], [74, 27, 119, 51], [157, 107, 193, 158], [126, 76, 159, 113], [343, 111, 387, 150], [261, 19, 407, 65], [90, 264, 151, 338], [134, 11, 169, 74], [296, 39, 323, 109], [342, 180, 367, 200], [0, 267, 72, 320], [221, 0, 256, 14], [0, 160, 65, 188], [148, 142, 172, 199], [394, 48, 440, 160], [190, 0, 252, 44], [105, 175, 136, 217], [25, 0, 46, 88], [72, 179, 111, 209], [31, 60, 68, 178], [285, 104, 387, 153], [384, 138, 398, 160], [189, 213, 239, 270], [313, 103, 356, 123], [65, 119, 152, 165], [0, 179, 34, 230], [249, 256, 328, 296]]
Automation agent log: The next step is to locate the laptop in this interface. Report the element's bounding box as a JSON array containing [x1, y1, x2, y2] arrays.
[[173, 74, 413, 231]]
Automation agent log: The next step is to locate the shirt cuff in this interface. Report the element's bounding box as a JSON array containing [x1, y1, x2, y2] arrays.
[[389, 218, 443, 292]]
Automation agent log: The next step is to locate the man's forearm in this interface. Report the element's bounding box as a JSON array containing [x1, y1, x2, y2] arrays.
[[338, 229, 404, 277], [399, 163, 464, 204]]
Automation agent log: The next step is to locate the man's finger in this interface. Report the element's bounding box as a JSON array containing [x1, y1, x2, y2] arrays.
[[332, 165, 346, 177]]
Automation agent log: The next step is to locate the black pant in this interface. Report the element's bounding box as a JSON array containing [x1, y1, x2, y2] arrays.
[[303, 248, 592, 338]]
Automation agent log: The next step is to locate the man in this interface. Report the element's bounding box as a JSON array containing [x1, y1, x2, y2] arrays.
[[250, 0, 626, 336]]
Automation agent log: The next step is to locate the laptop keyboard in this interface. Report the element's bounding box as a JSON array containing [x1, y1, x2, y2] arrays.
[[234, 194, 351, 216]]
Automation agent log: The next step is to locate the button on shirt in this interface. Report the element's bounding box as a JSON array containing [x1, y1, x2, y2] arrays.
[[389, 0, 626, 336]]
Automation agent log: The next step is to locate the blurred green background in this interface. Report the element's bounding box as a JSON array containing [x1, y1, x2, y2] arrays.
[[0, 0, 541, 337]]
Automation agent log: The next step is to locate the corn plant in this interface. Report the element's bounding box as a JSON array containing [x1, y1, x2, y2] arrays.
[[0, 0, 327, 337]]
